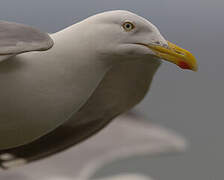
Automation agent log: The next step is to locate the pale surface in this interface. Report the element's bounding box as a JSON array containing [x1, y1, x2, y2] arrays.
[[97, 174, 152, 180]]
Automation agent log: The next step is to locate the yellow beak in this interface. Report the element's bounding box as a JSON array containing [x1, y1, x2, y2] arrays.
[[148, 41, 198, 71]]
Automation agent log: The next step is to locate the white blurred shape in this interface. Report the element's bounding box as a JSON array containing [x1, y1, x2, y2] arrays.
[[0, 112, 187, 180], [97, 174, 153, 180]]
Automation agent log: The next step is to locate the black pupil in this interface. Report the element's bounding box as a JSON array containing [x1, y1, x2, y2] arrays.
[[126, 24, 131, 28]]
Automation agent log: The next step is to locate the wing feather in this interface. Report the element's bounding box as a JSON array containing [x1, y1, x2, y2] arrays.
[[0, 21, 53, 57]]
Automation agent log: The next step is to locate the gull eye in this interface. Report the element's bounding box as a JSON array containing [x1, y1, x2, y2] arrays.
[[122, 22, 135, 32]]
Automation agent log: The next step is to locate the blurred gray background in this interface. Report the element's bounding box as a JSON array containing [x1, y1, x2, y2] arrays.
[[0, 0, 223, 179]]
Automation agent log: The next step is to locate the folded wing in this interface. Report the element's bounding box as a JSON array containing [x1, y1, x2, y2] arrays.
[[0, 20, 53, 61]]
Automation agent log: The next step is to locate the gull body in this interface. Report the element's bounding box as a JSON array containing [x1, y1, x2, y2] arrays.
[[0, 10, 197, 153]]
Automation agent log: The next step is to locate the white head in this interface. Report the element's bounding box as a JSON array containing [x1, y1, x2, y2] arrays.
[[64, 10, 197, 71], [84, 11, 167, 57]]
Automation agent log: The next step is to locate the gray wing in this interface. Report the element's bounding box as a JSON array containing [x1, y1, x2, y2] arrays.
[[0, 21, 53, 57], [0, 112, 186, 180]]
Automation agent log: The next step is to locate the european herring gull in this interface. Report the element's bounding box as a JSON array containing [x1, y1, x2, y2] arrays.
[[0, 10, 196, 162]]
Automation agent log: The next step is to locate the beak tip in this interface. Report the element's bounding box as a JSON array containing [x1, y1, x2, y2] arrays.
[[178, 61, 198, 72]]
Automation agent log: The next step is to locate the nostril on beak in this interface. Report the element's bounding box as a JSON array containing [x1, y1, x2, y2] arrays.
[[175, 50, 185, 56], [154, 41, 169, 48]]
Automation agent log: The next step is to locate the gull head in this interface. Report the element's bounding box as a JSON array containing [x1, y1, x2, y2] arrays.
[[78, 10, 197, 71]]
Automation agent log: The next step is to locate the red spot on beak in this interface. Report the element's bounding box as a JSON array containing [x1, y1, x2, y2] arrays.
[[178, 61, 191, 70]]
